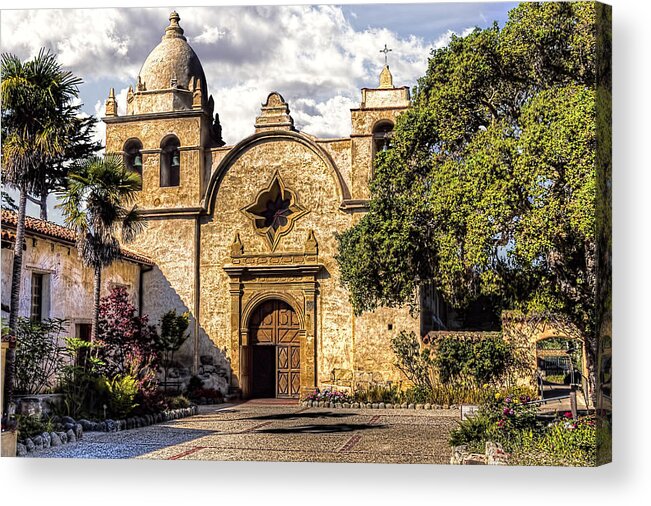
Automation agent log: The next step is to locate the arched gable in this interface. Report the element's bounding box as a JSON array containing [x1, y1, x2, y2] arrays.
[[204, 130, 351, 215]]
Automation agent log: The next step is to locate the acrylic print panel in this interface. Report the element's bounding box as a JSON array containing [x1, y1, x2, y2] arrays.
[[0, 1, 611, 467]]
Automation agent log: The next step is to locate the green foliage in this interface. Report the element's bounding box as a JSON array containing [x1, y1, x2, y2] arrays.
[[509, 417, 597, 466], [16, 414, 58, 441], [58, 337, 105, 418], [155, 310, 190, 392], [354, 383, 402, 404], [1, 48, 83, 194], [335, 3, 601, 385], [13, 317, 68, 395], [98, 374, 139, 419], [434, 334, 512, 386], [166, 395, 191, 410], [448, 413, 494, 452], [59, 154, 143, 272], [390, 331, 434, 389]]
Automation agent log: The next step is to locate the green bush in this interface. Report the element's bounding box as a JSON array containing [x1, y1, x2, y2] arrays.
[[16, 414, 58, 440], [449, 413, 494, 452], [435, 334, 512, 386], [509, 417, 597, 466], [166, 395, 191, 410], [98, 374, 139, 419], [353, 383, 401, 404], [13, 318, 68, 394]]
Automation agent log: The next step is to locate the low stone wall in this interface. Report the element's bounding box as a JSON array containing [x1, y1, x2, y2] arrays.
[[15, 394, 65, 417], [301, 400, 459, 410], [450, 442, 508, 465], [15, 406, 198, 457]]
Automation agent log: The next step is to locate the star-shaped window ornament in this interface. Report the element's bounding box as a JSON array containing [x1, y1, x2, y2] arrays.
[[241, 172, 307, 251]]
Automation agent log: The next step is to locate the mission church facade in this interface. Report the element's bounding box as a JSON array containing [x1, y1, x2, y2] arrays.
[[103, 12, 440, 399]]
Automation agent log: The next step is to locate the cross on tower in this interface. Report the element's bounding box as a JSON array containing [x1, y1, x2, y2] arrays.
[[380, 44, 392, 66]]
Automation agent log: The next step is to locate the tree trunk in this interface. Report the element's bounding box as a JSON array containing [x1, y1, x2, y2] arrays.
[[92, 264, 102, 343], [39, 192, 48, 221], [4, 188, 28, 414]]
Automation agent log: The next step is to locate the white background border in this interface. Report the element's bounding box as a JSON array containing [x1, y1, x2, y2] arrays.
[[1, 0, 648, 504]]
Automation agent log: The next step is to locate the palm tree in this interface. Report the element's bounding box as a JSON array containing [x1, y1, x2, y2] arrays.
[[60, 154, 144, 342], [1, 49, 82, 412]]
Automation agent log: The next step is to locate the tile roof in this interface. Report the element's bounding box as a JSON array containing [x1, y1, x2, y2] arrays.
[[1, 208, 154, 266]]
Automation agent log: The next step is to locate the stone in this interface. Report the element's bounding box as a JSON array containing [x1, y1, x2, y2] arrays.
[[50, 432, 62, 447], [378, 402, 385, 409], [66, 429, 76, 443], [415, 404, 423, 410], [32, 435, 43, 451], [59, 431, 68, 444], [336, 402, 342, 408], [61, 416, 76, 425], [352, 403, 360, 409], [408, 404, 415, 409], [16, 443, 27, 457], [64, 422, 76, 432], [78, 419, 93, 431], [41, 431, 51, 448], [486, 442, 508, 466], [401, 403, 408, 409], [343, 402, 350, 408], [385, 403, 393, 409], [424, 403, 431, 410], [25, 438, 35, 452], [75, 424, 83, 439]]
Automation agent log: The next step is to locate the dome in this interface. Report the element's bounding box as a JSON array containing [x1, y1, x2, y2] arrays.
[[138, 11, 208, 98]]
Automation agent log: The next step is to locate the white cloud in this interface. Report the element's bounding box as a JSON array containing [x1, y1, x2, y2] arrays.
[[0, 6, 473, 147]]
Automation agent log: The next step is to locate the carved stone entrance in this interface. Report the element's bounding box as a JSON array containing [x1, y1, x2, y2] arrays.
[[224, 230, 321, 400], [249, 300, 301, 398]]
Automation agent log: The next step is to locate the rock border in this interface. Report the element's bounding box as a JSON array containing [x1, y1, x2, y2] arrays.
[[301, 400, 459, 410], [450, 442, 508, 465], [15, 406, 198, 457]]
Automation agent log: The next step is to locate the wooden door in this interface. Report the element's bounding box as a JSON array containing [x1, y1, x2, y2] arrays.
[[250, 300, 301, 398]]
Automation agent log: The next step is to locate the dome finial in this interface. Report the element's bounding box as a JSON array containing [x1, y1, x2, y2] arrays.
[[164, 10, 186, 40]]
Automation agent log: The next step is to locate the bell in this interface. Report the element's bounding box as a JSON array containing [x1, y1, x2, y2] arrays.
[[171, 152, 180, 168], [133, 154, 143, 171]]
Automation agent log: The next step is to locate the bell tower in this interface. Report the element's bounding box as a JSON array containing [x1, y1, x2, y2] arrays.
[[349, 45, 410, 201], [103, 11, 224, 213]]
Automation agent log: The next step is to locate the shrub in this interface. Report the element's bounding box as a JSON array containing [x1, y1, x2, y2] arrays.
[[59, 337, 105, 418], [16, 414, 59, 440], [390, 331, 434, 390], [98, 374, 139, 419], [353, 383, 401, 404], [166, 395, 191, 409], [155, 310, 190, 392], [434, 334, 512, 386], [449, 413, 494, 452], [509, 416, 597, 466], [97, 287, 159, 378], [13, 317, 68, 394]]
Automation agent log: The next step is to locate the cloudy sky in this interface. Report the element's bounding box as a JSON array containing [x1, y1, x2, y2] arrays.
[[1, 1, 516, 221]]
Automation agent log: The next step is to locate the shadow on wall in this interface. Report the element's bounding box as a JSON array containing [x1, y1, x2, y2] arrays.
[[142, 266, 231, 395]]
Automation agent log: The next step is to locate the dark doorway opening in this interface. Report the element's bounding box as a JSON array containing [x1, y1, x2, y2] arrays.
[[251, 345, 276, 398]]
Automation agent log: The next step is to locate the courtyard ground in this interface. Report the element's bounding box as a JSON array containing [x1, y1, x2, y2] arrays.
[[27, 401, 460, 464]]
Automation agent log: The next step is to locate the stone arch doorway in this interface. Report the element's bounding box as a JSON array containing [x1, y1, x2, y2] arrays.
[[248, 299, 302, 398]]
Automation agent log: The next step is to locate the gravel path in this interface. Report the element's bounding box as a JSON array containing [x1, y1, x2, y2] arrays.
[[28, 402, 460, 464]]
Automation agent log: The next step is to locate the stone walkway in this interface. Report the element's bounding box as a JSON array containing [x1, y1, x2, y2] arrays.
[[28, 402, 460, 464]]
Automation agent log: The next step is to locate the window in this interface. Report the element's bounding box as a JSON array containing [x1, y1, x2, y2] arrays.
[[30, 273, 43, 321], [160, 136, 181, 187], [123, 139, 143, 189]]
